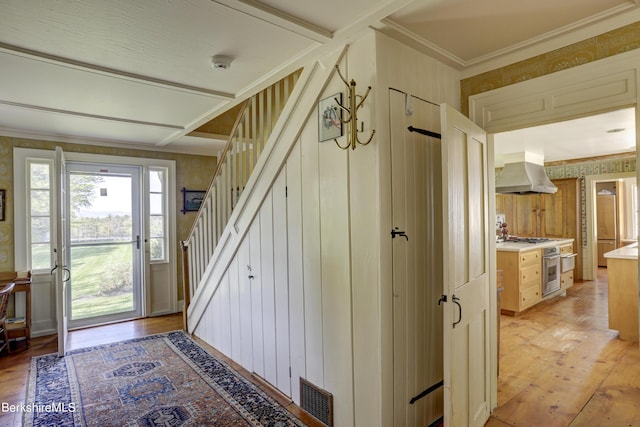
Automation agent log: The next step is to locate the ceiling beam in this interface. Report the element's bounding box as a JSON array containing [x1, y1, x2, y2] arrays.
[[211, 0, 333, 43], [0, 42, 235, 99]]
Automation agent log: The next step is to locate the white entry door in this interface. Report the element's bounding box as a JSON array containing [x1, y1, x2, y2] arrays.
[[54, 147, 69, 356], [440, 104, 491, 426]]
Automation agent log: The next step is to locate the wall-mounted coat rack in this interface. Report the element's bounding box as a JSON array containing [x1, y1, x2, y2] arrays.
[[333, 65, 376, 150]]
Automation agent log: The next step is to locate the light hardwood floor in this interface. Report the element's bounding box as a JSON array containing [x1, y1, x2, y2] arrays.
[[2, 272, 637, 427], [487, 269, 640, 427], [0, 313, 322, 427]]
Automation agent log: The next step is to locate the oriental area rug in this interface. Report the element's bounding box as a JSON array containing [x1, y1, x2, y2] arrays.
[[24, 331, 306, 427]]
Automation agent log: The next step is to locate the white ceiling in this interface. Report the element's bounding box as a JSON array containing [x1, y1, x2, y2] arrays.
[[494, 107, 637, 167], [0, 0, 638, 156]]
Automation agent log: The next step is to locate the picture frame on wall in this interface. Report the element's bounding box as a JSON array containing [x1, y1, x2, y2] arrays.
[[0, 189, 5, 221], [318, 93, 343, 142], [181, 188, 205, 214]]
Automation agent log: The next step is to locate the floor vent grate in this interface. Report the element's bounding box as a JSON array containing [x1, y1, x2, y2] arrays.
[[300, 378, 333, 426]]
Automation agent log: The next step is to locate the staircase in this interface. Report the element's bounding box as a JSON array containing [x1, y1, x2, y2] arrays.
[[181, 70, 301, 322]]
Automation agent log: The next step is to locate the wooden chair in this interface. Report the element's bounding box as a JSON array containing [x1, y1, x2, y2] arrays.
[[0, 282, 15, 354]]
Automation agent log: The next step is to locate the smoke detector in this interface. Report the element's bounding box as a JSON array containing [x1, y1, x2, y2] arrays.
[[211, 55, 232, 70]]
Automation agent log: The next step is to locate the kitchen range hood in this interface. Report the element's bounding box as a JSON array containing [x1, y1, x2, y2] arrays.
[[495, 152, 557, 194]]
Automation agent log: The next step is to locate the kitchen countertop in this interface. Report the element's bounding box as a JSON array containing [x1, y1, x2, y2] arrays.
[[496, 238, 574, 252], [604, 242, 638, 260]]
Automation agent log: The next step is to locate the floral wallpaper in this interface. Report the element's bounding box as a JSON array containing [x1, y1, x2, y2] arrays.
[[0, 136, 216, 301]]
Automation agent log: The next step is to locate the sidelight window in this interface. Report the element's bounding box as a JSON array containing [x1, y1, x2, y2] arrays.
[[149, 167, 168, 262], [28, 159, 54, 270]]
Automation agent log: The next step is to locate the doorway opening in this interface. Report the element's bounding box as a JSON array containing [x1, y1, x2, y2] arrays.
[[66, 162, 143, 329]]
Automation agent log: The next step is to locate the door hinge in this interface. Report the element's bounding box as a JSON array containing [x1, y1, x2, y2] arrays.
[[289, 366, 292, 378], [285, 186, 288, 197]]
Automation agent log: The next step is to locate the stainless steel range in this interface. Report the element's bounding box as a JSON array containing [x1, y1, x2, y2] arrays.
[[542, 246, 561, 296]]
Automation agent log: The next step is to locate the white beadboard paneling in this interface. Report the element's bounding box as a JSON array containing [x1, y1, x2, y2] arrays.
[[286, 140, 306, 405], [229, 257, 242, 362], [238, 237, 254, 371], [347, 32, 382, 427], [249, 218, 265, 378], [260, 191, 278, 387], [318, 88, 355, 424], [300, 121, 325, 388], [374, 31, 461, 427], [219, 273, 232, 357], [273, 169, 292, 396]]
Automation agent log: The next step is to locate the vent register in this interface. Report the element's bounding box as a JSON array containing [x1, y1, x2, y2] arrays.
[[300, 378, 333, 426]]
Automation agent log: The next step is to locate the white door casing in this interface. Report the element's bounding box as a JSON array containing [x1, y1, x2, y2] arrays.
[[441, 104, 491, 427], [55, 146, 69, 356], [13, 148, 177, 338]]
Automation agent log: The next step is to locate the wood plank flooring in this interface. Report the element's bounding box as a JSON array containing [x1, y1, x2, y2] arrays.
[[0, 314, 321, 427], [2, 271, 637, 427], [487, 269, 640, 427]]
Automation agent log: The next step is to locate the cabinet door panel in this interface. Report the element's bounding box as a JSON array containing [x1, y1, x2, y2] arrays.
[[514, 195, 539, 236], [541, 186, 564, 237]]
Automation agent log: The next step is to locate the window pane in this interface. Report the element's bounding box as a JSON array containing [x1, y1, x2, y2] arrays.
[[150, 170, 164, 193], [150, 193, 163, 215], [150, 237, 165, 260], [31, 243, 51, 270], [31, 190, 50, 216], [30, 163, 50, 188], [150, 216, 164, 238], [31, 217, 51, 243]]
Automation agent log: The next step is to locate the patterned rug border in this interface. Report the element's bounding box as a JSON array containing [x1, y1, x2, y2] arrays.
[[24, 331, 307, 427]]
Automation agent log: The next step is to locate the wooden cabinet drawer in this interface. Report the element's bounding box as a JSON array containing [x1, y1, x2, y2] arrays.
[[560, 244, 573, 254], [560, 271, 574, 290], [521, 263, 540, 287], [520, 250, 541, 267], [520, 286, 541, 310]]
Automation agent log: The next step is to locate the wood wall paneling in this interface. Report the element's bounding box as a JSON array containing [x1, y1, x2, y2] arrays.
[[238, 237, 253, 372], [219, 272, 232, 357], [260, 191, 278, 388], [273, 170, 292, 396], [249, 218, 265, 378], [299, 122, 325, 389], [286, 141, 305, 405], [229, 256, 242, 363], [318, 88, 355, 424]]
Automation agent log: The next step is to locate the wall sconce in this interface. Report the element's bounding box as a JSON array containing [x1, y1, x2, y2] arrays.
[[333, 65, 376, 150]]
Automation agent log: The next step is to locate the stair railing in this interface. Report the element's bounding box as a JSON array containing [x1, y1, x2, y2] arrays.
[[181, 70, 300, 326]]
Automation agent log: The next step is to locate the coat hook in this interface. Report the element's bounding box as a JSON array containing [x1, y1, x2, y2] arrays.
[[333, 65, 376, 150]]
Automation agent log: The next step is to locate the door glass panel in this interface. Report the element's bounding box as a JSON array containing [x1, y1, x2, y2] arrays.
[[68, 170, 140, 323]]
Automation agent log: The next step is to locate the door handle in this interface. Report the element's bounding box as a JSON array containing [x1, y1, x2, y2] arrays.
[[391, 227, 409, 241], [136, 235, 141, 249], [452, 295, 462, 328]]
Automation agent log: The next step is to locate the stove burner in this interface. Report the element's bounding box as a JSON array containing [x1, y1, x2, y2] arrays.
[[511, 237, 550, 244]]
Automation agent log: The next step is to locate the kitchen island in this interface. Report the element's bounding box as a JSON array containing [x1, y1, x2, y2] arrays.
[[497, 238, 574, 315], [604, 242, 638, 341]]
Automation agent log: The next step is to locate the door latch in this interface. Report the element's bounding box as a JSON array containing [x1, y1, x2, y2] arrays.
[[391, 227, 409, 241]]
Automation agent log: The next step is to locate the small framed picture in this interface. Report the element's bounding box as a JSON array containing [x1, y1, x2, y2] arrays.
[[318, 93, 343, 142], [0, 189, 5, 221], [181, 188, 205, 214]]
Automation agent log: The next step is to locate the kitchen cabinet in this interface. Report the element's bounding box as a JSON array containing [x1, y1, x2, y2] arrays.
[[496, 178, 582, 279], [560, 243, 575, 291], [497, 248, 542, 314], [604, 244, 638, 341]]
